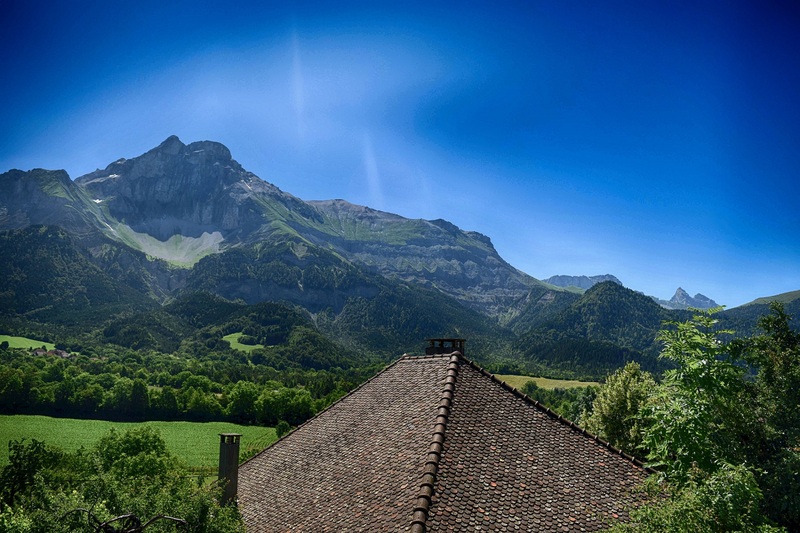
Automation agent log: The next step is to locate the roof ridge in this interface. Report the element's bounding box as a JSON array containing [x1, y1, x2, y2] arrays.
[[409, 352, 461, 533], [460, 357, 655, 473]]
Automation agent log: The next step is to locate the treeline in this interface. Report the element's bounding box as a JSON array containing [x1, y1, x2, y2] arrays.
[[0, 344, 381, 426]]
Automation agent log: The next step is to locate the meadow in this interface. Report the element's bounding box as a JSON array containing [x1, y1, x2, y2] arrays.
[[495, 374, 599, 390], [0, 415, 277, 470], [0, 334, 55, 350], [222, 331, 264, 353]]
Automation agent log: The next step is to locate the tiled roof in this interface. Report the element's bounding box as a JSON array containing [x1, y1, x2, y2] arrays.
[[238, 353, 650, 532]]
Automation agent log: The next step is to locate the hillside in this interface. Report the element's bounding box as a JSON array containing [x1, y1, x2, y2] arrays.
[[0, 136, 796, 379]]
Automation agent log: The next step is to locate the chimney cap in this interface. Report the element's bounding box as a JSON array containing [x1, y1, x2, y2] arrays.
[[424, 338, 466, 356]]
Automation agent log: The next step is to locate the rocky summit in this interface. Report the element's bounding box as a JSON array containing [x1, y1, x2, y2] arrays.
[[0, 136, 547, 318]]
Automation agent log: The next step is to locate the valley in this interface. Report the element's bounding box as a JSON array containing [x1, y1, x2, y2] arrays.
[[2, 136, 799, 532]]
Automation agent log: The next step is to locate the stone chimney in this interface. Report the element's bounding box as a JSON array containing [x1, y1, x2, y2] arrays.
[[218, 433, 241, 505], [425, 338, 465, 356]]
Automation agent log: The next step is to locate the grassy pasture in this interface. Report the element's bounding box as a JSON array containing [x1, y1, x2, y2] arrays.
[[495, 374, 599, 391], [0, 415, 277, 470], [0, 335, 55, 350], [222, 332, 264, 353]]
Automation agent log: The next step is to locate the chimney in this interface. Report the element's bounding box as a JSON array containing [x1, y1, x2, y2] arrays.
[[425, 338, 465, 356], [218, 433, 241, 505]]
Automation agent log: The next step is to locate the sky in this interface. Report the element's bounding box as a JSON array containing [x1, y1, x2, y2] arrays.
[[2, 0, 799, 308]]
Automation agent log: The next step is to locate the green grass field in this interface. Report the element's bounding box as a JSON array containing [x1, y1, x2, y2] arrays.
[[0, 335, 55, 350], [494, 374, 599, 390], [0, 415, 277, 470], [222, 332, 264, 353]]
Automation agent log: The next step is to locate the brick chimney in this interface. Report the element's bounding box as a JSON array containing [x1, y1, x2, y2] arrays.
[[218, 433, 241, 505]]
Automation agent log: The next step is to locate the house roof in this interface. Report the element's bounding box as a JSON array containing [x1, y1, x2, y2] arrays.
[[238, 353, 650, 532]]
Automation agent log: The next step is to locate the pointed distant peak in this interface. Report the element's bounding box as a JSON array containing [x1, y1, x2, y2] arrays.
[[666, 287, 719, 309], [670, 288, 691, 305]]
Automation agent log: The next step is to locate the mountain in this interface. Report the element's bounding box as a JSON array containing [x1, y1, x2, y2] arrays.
[[543, 274, 622, 291], [1, 136, 795, 377], [654, 287, 719, 310], [717, 290, 800, 338], [0, 226, 156, 325], [57, 136, 542, 317], [0, 136, 537, 358], [513, 281, 686, 378]]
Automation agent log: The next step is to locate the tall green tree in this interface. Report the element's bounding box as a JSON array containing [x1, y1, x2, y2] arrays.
[[738, 303, 800, 530], [582, 361, 655, 454], [640, 309, 751, 481]]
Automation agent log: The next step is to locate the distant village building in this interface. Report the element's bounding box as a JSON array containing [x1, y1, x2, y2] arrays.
[[32, 348, 71, 358], [237, 344, 650, 531]]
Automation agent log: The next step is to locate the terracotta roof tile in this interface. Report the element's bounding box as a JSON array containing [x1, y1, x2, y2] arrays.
[[238, 353, 650, 532]]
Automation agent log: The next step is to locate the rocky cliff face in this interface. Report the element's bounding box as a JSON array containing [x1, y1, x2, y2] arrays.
[[2, 136, 552, 319], [75, 136, 317, 242], [669, 287, 718, 309], [0, 168, 102, 235], [307, 199, 542, 317]]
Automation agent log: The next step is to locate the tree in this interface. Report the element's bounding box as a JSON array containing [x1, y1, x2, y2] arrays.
[[129, 378, 150, 420], [0, 368, 25, 411], [256, 387, 315, 426], [582, 362, 655, 454], [614, 308, 795, 531], [226, 381, 261, 423], [611, 463, 781, 533], [640, 309, 751, 481], [738, 303, 800, 530], [275, 420, 291, 438]]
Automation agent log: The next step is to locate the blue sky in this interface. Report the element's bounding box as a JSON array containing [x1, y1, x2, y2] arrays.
[[2, 0, 799, 308]]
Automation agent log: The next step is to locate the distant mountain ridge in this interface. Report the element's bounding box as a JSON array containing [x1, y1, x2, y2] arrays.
[[544, 274, 622, 290], [0, 136, 795, 376], [544, 274, 720, 311], [653, 287, 719, 310]]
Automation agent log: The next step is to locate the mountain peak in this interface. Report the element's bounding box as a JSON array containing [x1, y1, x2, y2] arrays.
[[655, 287, 719, 310], [671, 287, 691, 304], [157, 135, 185, 152]]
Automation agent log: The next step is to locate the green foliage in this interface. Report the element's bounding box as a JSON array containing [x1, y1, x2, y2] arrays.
[[736, 303, 800, 530], [275, 420, 291, 438], [256, 387, 314, 426], [611, 464, 782, 533], [225, 381, 261, 423], [600, 306, 800, 531], [641, 310, 750, 481], [0, 428, 245, 532], [520, 381, 597, 424], [0, 226, 156, 326], [582, 362, 655, 453]]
